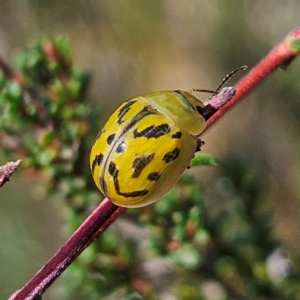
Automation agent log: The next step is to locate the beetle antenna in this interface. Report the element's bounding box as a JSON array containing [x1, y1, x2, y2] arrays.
[[191, 88, 215, 94], [213, 65, 247, 95], [192, 65, 247, 95]]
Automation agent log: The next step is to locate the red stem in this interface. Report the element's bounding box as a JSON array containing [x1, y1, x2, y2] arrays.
[[9, 199, 125, 300], [9, 27, 300, 300]]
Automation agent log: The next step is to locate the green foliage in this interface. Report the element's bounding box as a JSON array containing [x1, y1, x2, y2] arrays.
[[0, 36, 93, 198], [1, 36, 300, 300]]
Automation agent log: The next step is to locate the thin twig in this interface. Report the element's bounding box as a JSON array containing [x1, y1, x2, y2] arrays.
[[9, 199, 124, 300]]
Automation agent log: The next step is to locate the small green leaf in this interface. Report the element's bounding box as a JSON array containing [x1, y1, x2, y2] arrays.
[[190, 153, 218, 167], [291, 38, 300, 53]]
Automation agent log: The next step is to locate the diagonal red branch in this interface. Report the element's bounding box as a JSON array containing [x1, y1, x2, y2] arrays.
[[9, 27, 300, 300], [9, 199, 125, 300]]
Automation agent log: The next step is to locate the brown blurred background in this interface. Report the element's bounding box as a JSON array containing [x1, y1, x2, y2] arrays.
[[0, 1, 300, 299]]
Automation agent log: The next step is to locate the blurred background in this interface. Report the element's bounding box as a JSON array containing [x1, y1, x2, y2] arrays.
[[0, 1, 300, 299]]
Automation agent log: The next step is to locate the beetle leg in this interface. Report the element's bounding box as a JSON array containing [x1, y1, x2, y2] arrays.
[[196, 139, 205, 152], [187, 140, 205, 169]]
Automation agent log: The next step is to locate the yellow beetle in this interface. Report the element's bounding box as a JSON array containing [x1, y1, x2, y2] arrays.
[[90, 68, 244, 208]]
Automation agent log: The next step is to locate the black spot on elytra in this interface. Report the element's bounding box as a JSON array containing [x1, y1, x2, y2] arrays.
[[132, 154, 155, 178], [171, 131, 182, 139], [107, 134, 115, 145], [91, 153, 104, 173], [133, 123, 170, 139], [117, 100, 136, 124], [123, 190, 148, 197], [163, 148, 180, 163], [147, 172, 161, 181], [116, 141, 126, 153], [123, 105, 157, 135], [107, 161, 148, 198], [108, 161, 118, 178]]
